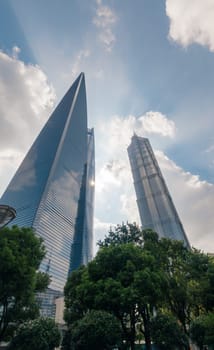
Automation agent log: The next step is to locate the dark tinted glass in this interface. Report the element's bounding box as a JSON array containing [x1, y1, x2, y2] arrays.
[[1, 74, 94, 292]]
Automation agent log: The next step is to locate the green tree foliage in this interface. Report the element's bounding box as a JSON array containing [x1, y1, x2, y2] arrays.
[[64, 224, 214, 350], [157, 239, 214, 334], [8, 317, 61, 350], [190, 312, 214, 349], [150, 313, 188, 350], [200, 255, 214, 312], [190, 317, 206, 350], [97, 222, 144, 247], [64, 266, 88, 326], [0, 226, 50, 341], [62, 310, 122, 350], [65, 241, 164, 349], [35, 271, 51, 293]]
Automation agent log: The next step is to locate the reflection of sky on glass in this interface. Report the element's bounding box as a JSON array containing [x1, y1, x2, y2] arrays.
[[9, 151, 37, 192], [34, 74, 88, 291], [83, 129, 95, 263], [1, 74, 94, 292]]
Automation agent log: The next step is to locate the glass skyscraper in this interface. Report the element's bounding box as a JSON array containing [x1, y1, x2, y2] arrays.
[[128, 134, 189, 247], [0, 73, 95, 315]]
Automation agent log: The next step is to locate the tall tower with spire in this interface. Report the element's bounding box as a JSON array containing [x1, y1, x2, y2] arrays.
[[1, 73, 95, 314], [128, 134, 189, 247]]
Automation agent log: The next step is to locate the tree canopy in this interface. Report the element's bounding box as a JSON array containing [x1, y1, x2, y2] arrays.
[[0, 225, 50, 341], [8, 317, 61, 350], [62, 310, 122, 350], [97, 222, 144, 247], [64, 224, 214, 350], [150, 313, 188, 349], [190, 312, 214, 349]]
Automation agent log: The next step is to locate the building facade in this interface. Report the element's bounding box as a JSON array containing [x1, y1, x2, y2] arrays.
[[0, 73, 95, 315], [128, 134, 189, 247]]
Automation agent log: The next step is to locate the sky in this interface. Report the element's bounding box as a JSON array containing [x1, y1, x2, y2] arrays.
[[0, 0, 213, 254]]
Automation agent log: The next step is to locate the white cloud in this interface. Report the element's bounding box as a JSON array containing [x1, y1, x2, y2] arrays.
[[0, 149, 24, 196], [94, 216, 115, 235], [0, 48, 56, 196], [98, 111, 175, 158], [93, 217, 116, 254], [93, 0, 117, 52], [140, 111, 175, 138], [166, 0, 214, 52], [12, 46, 21, 58], [120, 193, 140, 224], [96, 160, 124, 194]]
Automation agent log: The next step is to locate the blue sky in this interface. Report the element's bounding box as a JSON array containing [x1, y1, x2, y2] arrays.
[[0, 0, 213, 253]]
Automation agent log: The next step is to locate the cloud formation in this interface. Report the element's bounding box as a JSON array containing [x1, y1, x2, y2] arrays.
[[94, 217, 119, 254], [140, 111, 175, 138], [96, 160, 125, 194], [93, 0, 117, 52], [98, 111, 175, 157], [166, 0, 214, 52], [0, 48, 55, 195]]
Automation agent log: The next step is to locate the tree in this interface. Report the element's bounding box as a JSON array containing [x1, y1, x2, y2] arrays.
[[0, 225, 50, 341], [65, 242, 164, 350], [190, 312, 214, 349], [150, 313, 188, 350], [8, 317, 61, 350], [204, 312, 214, 346], [156, 239, 214, 335], [97, 223, 144, 247], [199, 255, 214, 312], [64, 224, 214, 350], [64, 266, 88, 326], [62, 310, 122, 350], [190, 317, 206, 350]]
